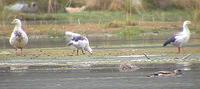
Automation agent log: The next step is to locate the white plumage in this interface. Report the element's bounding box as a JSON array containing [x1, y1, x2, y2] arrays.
[[163, 21, 191, 53], [65, 31, 81, 49], [65, 31, 81, 41], [9, 19, 28, 55], [65, 31, 92, 55]]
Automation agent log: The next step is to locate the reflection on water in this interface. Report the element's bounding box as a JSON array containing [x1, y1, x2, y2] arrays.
[[0, 36, 169, 49], [1, 35, 199, 49]]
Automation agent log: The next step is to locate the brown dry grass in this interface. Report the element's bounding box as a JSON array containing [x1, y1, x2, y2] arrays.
[[86, 0, 113, 10], [85, 0, 200, 11], [0, 23, 122, 37], [85, 0, 144, 13], [172, 0, 200, 9]]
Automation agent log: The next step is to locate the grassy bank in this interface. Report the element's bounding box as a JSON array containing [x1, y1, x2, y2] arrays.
[[0, 10, 200, 47], [1, 9, 193, 22]]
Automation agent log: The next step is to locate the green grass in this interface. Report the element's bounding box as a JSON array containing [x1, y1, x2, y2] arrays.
[[47, 28, 65, 38], [9, 11, 127, 23], [133, 9, 192, 21], [115, 26, 178, 40], [116, 27, 145, 40], [1, 9, 199, 39], [1, 9, 193, 23], [191, 24, 200, 36]]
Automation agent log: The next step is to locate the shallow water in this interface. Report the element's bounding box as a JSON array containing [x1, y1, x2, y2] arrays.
[[0, 64, 199, 89], [0, 37, 161, 48], [1, 37, 200, 49]]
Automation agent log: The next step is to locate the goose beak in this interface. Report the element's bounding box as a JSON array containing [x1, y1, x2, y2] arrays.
[[11, 20, 15, 24], [90, 52, 93, 55], [188, 21, 191, 24]]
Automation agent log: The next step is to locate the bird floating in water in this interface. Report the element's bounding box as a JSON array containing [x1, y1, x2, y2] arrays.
[[163, 21, 191, 53], [65, 31, 92, 55], [9, 19, 28, 56], [147, 69, 183, 77]]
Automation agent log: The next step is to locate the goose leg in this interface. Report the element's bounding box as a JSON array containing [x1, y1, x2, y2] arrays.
[[177, 47, 181, 54], [77, 49, 79, 55], [72, 50, 76, 55], [15, 49, 18, 55], [81, 49, 85, 55], [20, 48, 22, 56]]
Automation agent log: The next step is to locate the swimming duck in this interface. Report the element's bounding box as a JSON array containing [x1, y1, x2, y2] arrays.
[[147, 69, 183, 77]]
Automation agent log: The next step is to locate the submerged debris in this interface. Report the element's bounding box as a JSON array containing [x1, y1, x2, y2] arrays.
[[119, 62, 139, 72]]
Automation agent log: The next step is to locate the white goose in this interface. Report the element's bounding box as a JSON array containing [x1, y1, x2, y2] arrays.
[[68, 36, 92, 55], [65, 31, 81, 42], [65, 31, 81, 51], [163, 21, 191, 53], [9, 19, 28, 55], [65, 31, 92, 55]]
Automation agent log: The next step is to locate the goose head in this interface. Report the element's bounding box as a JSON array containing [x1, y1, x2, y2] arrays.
[[12, 19, 22, 27], [183, 21, 191, 26], [87, 47, 93, 55]]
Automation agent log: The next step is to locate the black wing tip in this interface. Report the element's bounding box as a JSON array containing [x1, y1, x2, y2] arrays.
[[163, 36, 176, 47], [163, 41, 169, 47], [72, 36, 85, 42], [163, 43, 167, 47]]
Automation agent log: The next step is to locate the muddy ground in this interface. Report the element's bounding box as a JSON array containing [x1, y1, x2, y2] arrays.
[[0, 47, 200, 62]]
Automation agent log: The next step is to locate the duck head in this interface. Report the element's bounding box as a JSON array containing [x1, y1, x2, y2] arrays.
[[174, 69, 183, 75]]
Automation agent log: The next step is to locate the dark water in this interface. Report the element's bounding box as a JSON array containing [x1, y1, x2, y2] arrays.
[[0, 65, 199, 89]]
